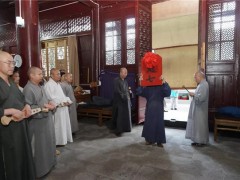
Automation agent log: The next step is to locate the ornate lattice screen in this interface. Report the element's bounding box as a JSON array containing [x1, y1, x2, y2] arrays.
[[0, 24, 16, 47], [126, 18, 136, 65], [40, 16, 91, 39], [139, 9, 151, 59], [207, 1, 235, 61]]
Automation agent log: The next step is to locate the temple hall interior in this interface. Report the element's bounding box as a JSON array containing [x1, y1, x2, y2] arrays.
[[0, 0, 240, 179]]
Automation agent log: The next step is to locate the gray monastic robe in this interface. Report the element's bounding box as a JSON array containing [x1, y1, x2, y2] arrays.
[[185, 79, 209, 144], [0, 78, 35, 180], [111, 77, 132, 134], [60, 82, 79, 133], [23, 81, 56, 178]]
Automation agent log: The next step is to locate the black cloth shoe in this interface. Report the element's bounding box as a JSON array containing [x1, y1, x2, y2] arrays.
[[191, 143, 205, 147], [157, 143, 163, 147], [145, 141, 153, 145], [115, 132, 122, 137]]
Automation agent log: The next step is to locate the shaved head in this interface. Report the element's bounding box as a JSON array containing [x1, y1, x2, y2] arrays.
[[195, 70, 205, 78], [27, 66, 43, 84], [194, 70, 205, 84], [0, 50, 11, 58], [63, 73, 73, 83], [120, 67, 128, 80], [50, 68, 58, 76], [0, 50, 15, 79], [50, 68, 61, 82], [28, 66, 41, 77]]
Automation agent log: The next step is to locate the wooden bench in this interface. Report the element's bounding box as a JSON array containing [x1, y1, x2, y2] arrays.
[[78, 106, 112, 126], [214, 114, 240, 141]]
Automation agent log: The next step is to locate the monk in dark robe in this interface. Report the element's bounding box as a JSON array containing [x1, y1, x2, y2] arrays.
[[111, 67, 132, 136], [137, 77, 171, 147], [0, 50, 35, 180]]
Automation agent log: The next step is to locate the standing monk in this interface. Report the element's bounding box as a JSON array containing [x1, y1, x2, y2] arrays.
[[0, 50, 35, 180], [136, 77, 171, 147], [23, 67, 56, 178], [60, 73, 79, 133], [111, 67, 132, 136], [186, 70, 209, 146], [44, 68, 73, 145]]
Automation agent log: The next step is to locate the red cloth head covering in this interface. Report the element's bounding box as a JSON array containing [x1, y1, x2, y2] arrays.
[[142, 52, 162, 69], [141, 52, 162, 86]]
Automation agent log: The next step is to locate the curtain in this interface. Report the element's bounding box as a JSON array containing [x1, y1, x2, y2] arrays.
[[68, 35, 79, 86], [99, 70, 137, 108]]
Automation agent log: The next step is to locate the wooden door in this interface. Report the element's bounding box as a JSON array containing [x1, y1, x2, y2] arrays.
[[200, 0, 240, 127], [78, 35, 92, 84]]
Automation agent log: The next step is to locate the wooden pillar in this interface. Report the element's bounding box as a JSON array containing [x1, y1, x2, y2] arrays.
[[198, 0, 207, 69], [15, 0, 40, 86]]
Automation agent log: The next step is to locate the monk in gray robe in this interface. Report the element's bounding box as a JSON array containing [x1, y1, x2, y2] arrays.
[[60, 73, 79, 133], [185, 70, 209, 146], [23, 67, 56, 178], [0, 51, 35, 180], [111, 67, 132, 136]]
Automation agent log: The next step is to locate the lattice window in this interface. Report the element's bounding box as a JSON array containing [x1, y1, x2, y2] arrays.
[[105, 20, 122, 65], [68, 17, 91, 33], [41, 49, 47, 74], [139, 9, 151, 59], [57, 46, 65, 60], [40, 16, 91, 39], [207, 1, 235, 61], [0, 24, 16, 47], [127, 18, 136, 65], [48, 47, 56, 75], [41, 39, 69, 78], [41, 21, 67, 38]]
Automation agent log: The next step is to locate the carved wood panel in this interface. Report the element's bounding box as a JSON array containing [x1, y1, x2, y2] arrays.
[[137, 2, 152, 124], [207, 74, 235, 109], [139, 9, 152, 59]]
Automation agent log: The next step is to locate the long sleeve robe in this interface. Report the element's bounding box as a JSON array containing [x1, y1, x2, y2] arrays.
[[23, 81, 56, 178], [111, 77, 132, 134], [0, 78, 35, 180], [60, 82, 79, 133], [185, 79, 209, 144], [44, 78, 73, 145], [137, 83, 171, 144]]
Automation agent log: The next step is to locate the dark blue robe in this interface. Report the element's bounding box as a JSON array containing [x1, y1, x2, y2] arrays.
[[137, 83, 171, 144]]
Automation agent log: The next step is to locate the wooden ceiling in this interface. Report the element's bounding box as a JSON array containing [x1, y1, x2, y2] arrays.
[[0, 0, 168, 25]]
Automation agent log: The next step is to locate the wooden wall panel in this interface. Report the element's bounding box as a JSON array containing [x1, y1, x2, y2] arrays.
[[78, 35, 92, 84], [206, 63, 235, 74], [207, 75, 235, 109]]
